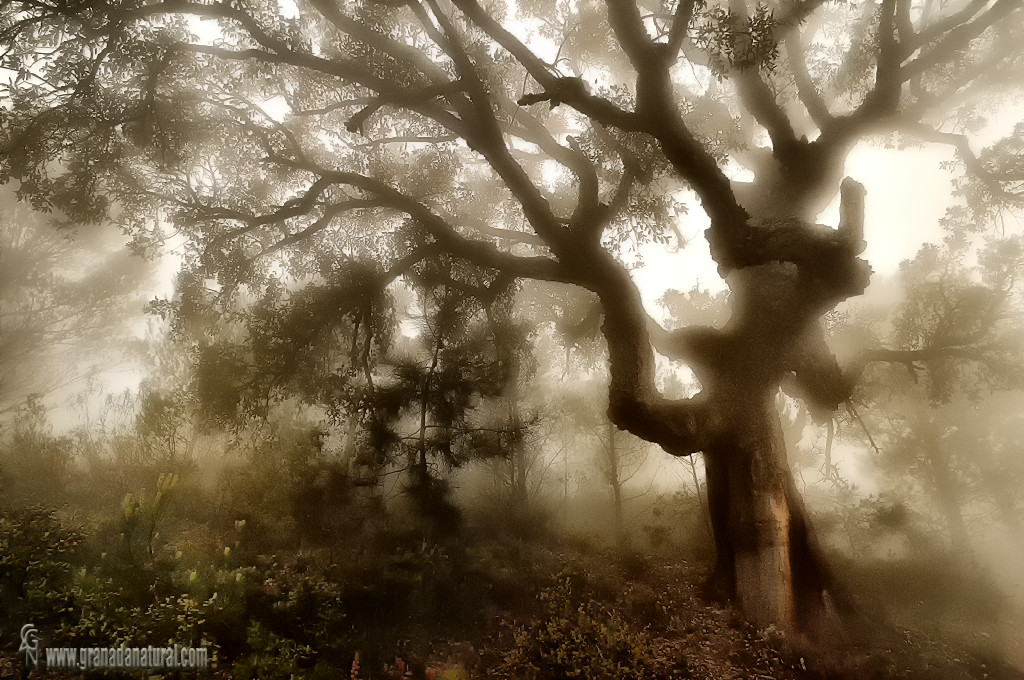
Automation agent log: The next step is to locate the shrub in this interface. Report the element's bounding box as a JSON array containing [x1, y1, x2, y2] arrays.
[[232, 621, 314, 680], [0, 506, 83, 642], [498, 576, 659, 680]]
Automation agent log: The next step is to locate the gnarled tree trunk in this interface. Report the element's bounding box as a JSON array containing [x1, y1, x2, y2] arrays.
[[592, 174, 868, 634], [694, 261, 842, 631], [703, 398, 831, 630]]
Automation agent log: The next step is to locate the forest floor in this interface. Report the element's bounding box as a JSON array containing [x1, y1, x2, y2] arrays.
[[2, 541, 1022, 679], [468, 544, 1024, 680]]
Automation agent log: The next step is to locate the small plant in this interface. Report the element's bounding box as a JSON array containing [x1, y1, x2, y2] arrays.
[[121, 472, 179, 568], [233, 621, 314, 680]]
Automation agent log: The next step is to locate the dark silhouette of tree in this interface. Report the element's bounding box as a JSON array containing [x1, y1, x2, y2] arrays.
[[2, 0, 1023, 632], [176, 252, 533, 537]]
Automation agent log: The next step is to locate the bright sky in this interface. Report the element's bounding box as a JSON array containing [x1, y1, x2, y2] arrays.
[[634, 140, 957, 313]]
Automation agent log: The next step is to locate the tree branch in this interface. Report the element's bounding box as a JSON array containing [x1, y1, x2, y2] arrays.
[[732, 69, 802, 163], [173, 42, 468, 135], [913, 0, 989, 49], [893, 121, 1024, 202], [860, 0, 903, 118], [773, 0, 829, 35], [200, 175, 338, 248], [272, 159, 575, 283], [307, 0, 450, 85], [448, 0, 560, 90], [666, 0, 698, 58], [723, 0, 803, 162], [901, 0, 1019, 82], [784, 30, 833, 131], [451, 0, 743, 236], [786, 323, 852, 419], [344, 81, 466, 134], [411, 0, 576, 257], [848, 343, 1014, 383]]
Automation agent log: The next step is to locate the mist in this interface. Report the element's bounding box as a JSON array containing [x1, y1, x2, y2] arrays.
[[3, 0, 1024, 677]]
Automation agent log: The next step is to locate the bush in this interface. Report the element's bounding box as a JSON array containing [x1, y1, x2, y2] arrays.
[[232, 621, 314, 680], [0, 506, 83, 644], [498, 576, 660, 680]]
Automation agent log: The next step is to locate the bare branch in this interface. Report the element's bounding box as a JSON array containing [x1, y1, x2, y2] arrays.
[[902, 0, 1020, 82]]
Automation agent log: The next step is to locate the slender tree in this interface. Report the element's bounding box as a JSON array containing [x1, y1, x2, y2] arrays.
[[2, 0, 1023, 632]]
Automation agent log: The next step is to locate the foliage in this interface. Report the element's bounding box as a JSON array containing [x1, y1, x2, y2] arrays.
[[0, 506, 83, 643], [694, 3, 780, 77], [233, 621, 315, 680], [837, 238, 1024, 555], [498, 576, 659, 680]]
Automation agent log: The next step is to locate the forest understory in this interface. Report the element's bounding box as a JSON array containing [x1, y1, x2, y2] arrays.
[[2, 496, 1022, 680], [3, 0, 1024, 675]]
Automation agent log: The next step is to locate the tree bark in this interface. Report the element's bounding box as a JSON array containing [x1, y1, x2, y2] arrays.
[[703, 392, 833, 631]]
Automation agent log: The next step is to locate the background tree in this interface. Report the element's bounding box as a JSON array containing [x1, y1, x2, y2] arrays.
[[2, 0, 1024, 633], [0, 188, 153, 417], [547, 372, 655, 550], [175, 248, 535, 538], [844, 237, 1024, 558]]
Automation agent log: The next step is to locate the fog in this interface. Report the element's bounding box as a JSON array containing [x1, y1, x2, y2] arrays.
[[3, 0, 1024, 677]]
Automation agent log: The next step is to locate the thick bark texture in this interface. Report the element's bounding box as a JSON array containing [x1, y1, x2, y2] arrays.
[[702, 397, 833, 630], [695, 263, 841, 631], [703, 403, 796, 628]]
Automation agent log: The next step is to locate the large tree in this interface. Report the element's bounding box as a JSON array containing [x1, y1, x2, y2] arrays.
[[2, 0, 1023, 632]]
